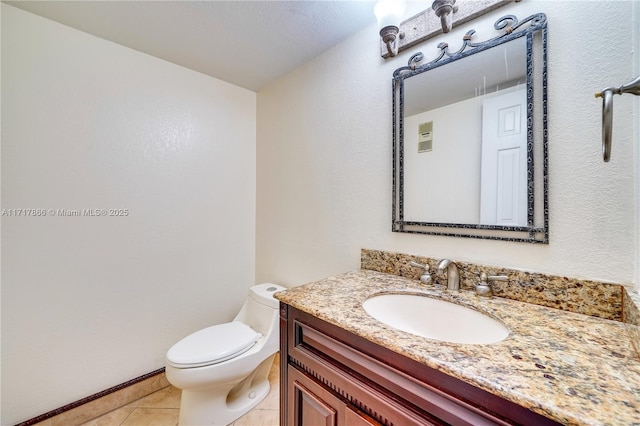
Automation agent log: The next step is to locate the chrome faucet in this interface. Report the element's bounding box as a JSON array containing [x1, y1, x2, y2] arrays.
[[437, 259, 459, 291]]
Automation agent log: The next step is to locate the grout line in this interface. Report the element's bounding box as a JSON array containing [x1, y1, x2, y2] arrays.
[[118, 408, 135, 426]]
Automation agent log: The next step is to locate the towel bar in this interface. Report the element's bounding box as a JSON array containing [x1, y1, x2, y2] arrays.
[[595, 75, 640, 162]]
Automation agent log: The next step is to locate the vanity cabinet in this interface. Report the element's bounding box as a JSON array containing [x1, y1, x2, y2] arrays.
[[279, 304, 559, 426], [288, 366, 381, 425]]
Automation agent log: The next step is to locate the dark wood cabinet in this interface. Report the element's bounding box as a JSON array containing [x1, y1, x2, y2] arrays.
[[288, 367, 338, 426], [280, 303, 560, 426], [289, 366, 382, 426]]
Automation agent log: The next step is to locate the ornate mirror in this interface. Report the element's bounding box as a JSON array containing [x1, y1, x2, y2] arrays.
[[392, 13, 548, 243]]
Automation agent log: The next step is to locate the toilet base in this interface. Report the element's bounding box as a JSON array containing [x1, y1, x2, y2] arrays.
[[177, 355, 275, 426]]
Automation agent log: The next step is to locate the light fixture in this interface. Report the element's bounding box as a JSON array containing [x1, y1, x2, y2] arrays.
[[374, 0, 406, 57], [376, 0, 520, 59], [431, 0, 457, 33]]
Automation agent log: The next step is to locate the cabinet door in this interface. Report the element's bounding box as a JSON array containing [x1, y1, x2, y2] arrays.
[[288, 366, 342, 426], [288, 366, 383, 426], [344, 406, 382, 426]]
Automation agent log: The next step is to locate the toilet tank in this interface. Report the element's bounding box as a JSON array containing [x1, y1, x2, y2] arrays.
[[233, 283, 285, 336], [249, 283, 284, 309]]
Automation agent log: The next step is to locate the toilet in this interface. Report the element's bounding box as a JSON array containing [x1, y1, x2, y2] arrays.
[[165, 283, 285, 426]]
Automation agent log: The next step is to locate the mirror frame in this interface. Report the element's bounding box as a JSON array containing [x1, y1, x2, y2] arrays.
[[392, 13, 548, 243]]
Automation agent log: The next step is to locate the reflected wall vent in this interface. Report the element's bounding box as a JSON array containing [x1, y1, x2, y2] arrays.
[[418, 121, 433, 152]]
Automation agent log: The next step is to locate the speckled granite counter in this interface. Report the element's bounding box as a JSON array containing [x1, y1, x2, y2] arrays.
[[275, 269, 640, 426]]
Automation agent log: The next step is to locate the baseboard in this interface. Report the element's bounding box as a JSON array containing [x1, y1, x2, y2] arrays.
[[16, 368, 169, 426]]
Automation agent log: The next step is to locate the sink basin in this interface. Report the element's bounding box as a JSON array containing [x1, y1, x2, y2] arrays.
[[362, 294, 509, 344]]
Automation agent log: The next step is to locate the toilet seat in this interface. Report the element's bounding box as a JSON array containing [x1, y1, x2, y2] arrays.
[[166, 321, 262, 368]]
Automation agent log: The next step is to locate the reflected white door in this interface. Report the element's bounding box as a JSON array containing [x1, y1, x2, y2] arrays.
[[480, 88, 527, 226]]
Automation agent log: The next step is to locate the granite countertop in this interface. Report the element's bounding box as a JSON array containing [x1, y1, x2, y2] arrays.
[[275, 269, 640, 426]]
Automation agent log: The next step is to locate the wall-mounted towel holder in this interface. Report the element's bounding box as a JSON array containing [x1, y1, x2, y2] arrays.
[[595, 75, 640, 162]]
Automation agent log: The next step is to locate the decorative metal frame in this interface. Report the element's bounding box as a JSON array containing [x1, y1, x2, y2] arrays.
[[392, 13, 548, 243]]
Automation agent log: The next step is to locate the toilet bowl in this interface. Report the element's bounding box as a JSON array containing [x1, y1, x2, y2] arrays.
[[165, 283, 285, 426]]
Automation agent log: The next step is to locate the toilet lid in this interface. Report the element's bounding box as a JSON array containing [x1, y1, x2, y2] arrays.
[[166, 321, 262, 368]]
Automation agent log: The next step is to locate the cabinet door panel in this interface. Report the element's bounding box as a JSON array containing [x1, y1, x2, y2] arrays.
[[289, 366, 342, 426], [345, 406, 382, 426], [292, 380, 337, 426]]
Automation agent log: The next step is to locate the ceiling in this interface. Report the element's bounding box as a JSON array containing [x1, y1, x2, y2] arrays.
[[5, 0, 384, 91], [405, 36, 528, 115]]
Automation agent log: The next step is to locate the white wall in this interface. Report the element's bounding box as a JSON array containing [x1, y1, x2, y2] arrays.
[[1, 5, 256, 424], [403, 87, 525, 224], [256, 1, 638, 287], [404, 95, 483, 223]]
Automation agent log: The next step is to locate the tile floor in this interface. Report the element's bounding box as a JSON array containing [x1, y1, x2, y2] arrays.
[[79, 356, 280, 426]]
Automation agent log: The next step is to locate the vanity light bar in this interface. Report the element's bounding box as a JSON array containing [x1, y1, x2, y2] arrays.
[[380, 0, 522, 58]]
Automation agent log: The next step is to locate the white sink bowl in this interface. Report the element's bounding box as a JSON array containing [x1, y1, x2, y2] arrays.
[[362, 294, 509, 344]]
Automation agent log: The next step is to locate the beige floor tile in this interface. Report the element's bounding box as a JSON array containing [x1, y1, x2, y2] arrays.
[[232, 409, 279, 426], [79, 407, 135, 426], [268, 363, 279, 383], [134, 386, 181, 409], [32, 419, 52, 426], [122, 374, 171, 405], [120, 408, 179, 426], [51, 390, 129, 426], [66, 352, 281, 426]]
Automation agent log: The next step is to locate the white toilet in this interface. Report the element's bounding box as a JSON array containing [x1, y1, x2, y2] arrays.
[[165, 283, 285, 426]]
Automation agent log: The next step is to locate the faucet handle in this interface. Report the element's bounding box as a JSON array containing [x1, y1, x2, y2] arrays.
[[409, 261, 432, 285], [476, 273, 508, 298], [485, 273, 508, 282], [409, 261, 429, 271]]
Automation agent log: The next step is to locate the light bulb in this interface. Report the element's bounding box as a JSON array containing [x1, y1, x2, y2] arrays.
[[374, 0, 406, 30]]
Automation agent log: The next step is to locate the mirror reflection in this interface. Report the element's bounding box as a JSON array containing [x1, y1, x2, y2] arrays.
[[392, 14, 548, 243]]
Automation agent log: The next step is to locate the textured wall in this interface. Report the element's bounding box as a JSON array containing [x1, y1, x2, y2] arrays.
[[256, 0, 638, 288], [1, 5, 256, 424]]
